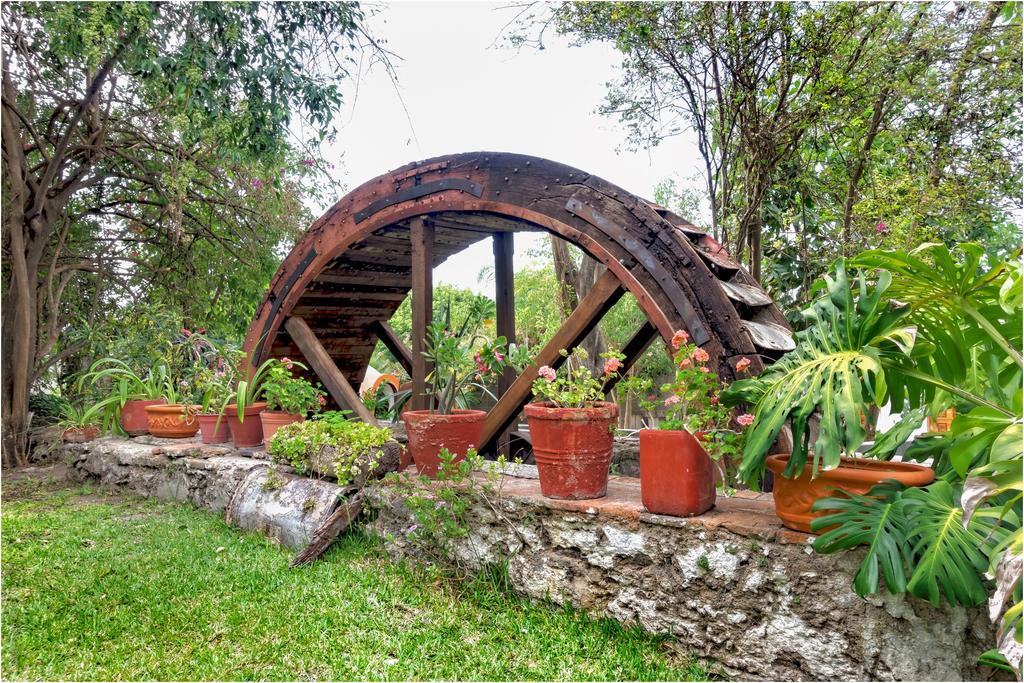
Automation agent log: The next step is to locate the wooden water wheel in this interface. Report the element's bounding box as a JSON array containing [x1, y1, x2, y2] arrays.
[[243, 152, 793, 453]]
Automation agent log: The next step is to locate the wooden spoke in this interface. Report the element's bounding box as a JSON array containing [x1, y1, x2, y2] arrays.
[[493, 232, 515, 456], [285, 316, 378, 425], [370, 320, 413, 376], [602, 321, 659, 395], [410, 217, 434, 411], [480, 269, 625, 452]]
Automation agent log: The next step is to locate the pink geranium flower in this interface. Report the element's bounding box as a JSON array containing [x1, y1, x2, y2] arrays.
[[281, 356, 294, 370], [538, 366, 556, 382], [737, 413, 755, 427], [735, 357, 752, 373], [603, 358, 622, 375], [692, 347, 710, 363], [664, 395, 681, 407], [671, 329, 690, 350], [678, 358, 692, 369]]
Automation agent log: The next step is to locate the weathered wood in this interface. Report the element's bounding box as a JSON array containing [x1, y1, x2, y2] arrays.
[[284, 316, 378, 424], [481, 269, 625, 451], [602, 321, 659, 395], [493, 232, 515, 456], [410, 217, 434, 411], [290, 492, 364, 567], [370, 320, 414, 376]]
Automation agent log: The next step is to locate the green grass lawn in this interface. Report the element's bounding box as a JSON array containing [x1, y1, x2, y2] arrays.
[[1, 476, 712, 681]]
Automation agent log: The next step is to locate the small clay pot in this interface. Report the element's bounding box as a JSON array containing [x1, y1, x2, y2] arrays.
[[402, 409, 486, 477], [144, 403, 200, 438], [63, 426, 99, 443], [119, 398, 166, 436], [259, 411, 304, 443], [767, 453, 935, 533], [224, 402, 267, 448], [197, 413, 231, 444], [524, 401, 618, 500], [639, 429, 716, 517]]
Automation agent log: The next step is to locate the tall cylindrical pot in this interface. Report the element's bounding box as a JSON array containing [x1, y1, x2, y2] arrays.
[[639, 429, 716, 517], [197, 413, 231, 444], [524, 401, 618, 500], [120, 399, 166, 436], [224, 402, 267, 448], [259, 411, 305, 443], [402, 409, 486, 477]]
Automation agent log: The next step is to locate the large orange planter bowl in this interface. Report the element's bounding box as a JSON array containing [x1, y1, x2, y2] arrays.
[[639, 429, 716, 517], [767, 453, 935, 533], [402, 409, 485, 477], [524, 401, 618, 500], [144, 404, 200, 438]]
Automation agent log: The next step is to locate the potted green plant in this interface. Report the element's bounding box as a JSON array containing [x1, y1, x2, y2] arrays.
[[617, 330, 749, 517], [526, 347, 623, 500], [58, 402, 106, 443], [143, 374, 201, 438], [218, 353, 288, 448], [403, 300, 508, 477], [259, 357, 326, 441], [720, 259, 937, 532], [194, 364, 233, 444], [78, 359, 170, 436]]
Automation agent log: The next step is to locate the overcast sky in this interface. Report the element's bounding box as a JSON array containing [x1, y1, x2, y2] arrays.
[[317, 1, 704, 295]]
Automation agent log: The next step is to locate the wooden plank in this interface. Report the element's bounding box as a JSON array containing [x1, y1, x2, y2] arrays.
[[410, 217, 434, 411], [493, 232, 515, 456], [370, 320, 414, 376], [480, 269, 625, 451], [602, 320, 659, 395], [719, 279, 773, 307], [284, 316, 378, 424]]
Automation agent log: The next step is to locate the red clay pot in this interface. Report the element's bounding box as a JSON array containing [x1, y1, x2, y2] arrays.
[[197, 413, 231, 444], [224, 402, 267, 448], [524, 401, 619, 500], [402, 409, 486, 477], [63, 426, 99, 443], [639, 429, 716, 517], [767, 453, 935, 533], [120, 398, 166, 436], [144, 404, 200, 438], [259, 411, 304, 443]]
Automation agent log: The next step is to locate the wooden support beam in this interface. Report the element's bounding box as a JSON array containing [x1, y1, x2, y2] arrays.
[[602, 320, 659, 395], [480, 269, 625, 451], [410, 217, 434, 411], [493, 232, 515, 456], [284, 316, 378, 424], [370, 320, 414, 376]]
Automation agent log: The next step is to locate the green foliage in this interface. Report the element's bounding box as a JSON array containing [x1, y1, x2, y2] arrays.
[[57, 402, 109, 430], [422, 297, 507, 414], [261, 361, 325, 416], [531, 348, 623, 409], [28, 394, 71, 427], [266, 412, 392, 486], [722, 260, 919, 487]]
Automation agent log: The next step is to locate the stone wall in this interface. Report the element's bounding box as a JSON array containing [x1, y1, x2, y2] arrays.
[[62, 436, 1001, 681]]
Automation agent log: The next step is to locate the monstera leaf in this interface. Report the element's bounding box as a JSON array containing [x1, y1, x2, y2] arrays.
[[722, 260, 918, 488]]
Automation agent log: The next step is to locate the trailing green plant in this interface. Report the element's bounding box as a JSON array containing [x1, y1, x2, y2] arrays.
[[531, 347, 624, 409], [421, 297, 508, 414], [382, 448, 518, 577], [722, 243, 1022, 673], [267, 411, 392, 486], [262, 359, 326, 415]]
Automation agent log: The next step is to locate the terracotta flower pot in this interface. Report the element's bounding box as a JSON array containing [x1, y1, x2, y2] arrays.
[[259, 411, 305, 443], [120, 398, 166, 436], [767, 453, 935, 533], [639, 429, 716, 517], [402, 409, 486, 478], [197, 413, 231, 444], [524, 401, 619, 500], [144, 403, 200, 438], [63, 426, 99, 443], [224, 402, 267, 448]]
